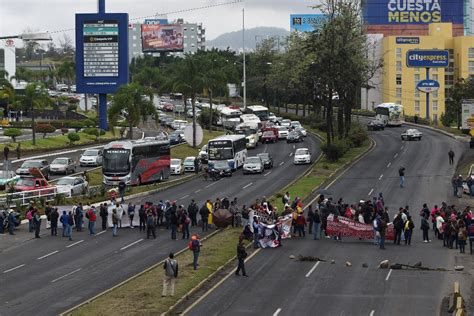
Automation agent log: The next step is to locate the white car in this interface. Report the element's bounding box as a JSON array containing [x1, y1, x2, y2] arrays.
[[276, 126, 289, 139], [280, 119, 291, 128], [401, 129, 422, 141], [291, 121, 302, 129], [56, 176, 88, 196], [198, 144, 208, 162], [50, 157, 76, 175], [79, 149, 103, 166], [170, 159, 183, 175], [295, 126, 307, 137], [268, 112, 277, 122], [294, 148, 311, 165]]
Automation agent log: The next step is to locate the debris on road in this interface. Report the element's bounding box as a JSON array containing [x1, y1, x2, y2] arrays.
[[454, 266, 464, 271], [345, 261, 352, 267], [289, 255, 295, 259], [298, 255, 326, 262], [331, 260, 335, 264], [362, 263, 368, 268], [379, 260, 390, 269]]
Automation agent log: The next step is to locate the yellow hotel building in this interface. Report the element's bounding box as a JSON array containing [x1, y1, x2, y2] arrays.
[[364, 23, 474, 122]]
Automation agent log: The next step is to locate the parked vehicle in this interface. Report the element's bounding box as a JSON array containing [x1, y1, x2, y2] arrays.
[[210, 160, 233, 177], [280, 119, 291, 128], [257, 153, 273, 169], [207, 135, 247, 170], [287, 130, 304, 143], [294, 126, 307, 137], [169, 132, 183, 145], [170, 159, 184, 175], [183, 156, 201, 172], [291, 121, 302, 129], [55, 176, 88, 196], [14, 176, 52, 193], [261, 130, 278, 143], [401, 129, 422, 141], [293, 148, 311, 165], [276, 126, 289, 139], [15, 160, 50, 180], [198, 144, 208, 163], [235, 126, 259, 149], [243, 156, 264, 174], [367, 120, 385, 131], [80, 149, 103, 166], [50, 157, 76, 175]]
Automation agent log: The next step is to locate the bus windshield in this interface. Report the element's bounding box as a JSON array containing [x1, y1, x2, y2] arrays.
[[253, 110, 268, 121], [103, 149, 131, 174], [208, 141, 233, 160]]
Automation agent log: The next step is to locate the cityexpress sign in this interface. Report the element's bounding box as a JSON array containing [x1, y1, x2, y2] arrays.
[[363, 0, 464, 25], [406, 50, 449, 68], [416, 80, 440, 93]]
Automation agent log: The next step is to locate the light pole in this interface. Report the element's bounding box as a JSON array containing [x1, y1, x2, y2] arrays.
[[242, 8, 246, 110], [0, 32, 52, 41]]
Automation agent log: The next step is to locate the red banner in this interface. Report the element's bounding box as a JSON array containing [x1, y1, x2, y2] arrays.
[[326, 216, 394, 240]]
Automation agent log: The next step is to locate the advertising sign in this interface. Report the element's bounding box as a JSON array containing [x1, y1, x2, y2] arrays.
[[416, 80, 440, 93], [406, 50, 449, 68], [461, 99, 474, 130], [362, 0, 464, 25], [141, 24, 184, 52], [144, 19, 168, 25], [396, 37, 419, 44], [290, 14, 326, 32], [75, 13, 129, 94]]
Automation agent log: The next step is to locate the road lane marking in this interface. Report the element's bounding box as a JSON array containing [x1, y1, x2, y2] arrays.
[[66, 240, 84, 248], [370, 310, 375, 316], [3, 264, 25, 274], [205, 180, 221, 188], [279, 161, 285, 166], [95, 231, 106, 236], [378, 174, 383, 180], [400, 146, 403, 150], [242, 183, 253, 189], [180, 194, 189, 200], [386, 162, 391, 168], [305, 261, 320, 277], [37, 250, 59, 260], [293, 145, 295, 149], [120, 239, 144, 251], [195, 189, 201, 193], [385, 269, 392, 281], [273, 308, 282, 316], [289, 152, 293, 156], [368, 188, 374, 196], [264, 171, 271, 177], [394, 153, 398, 158], [51, 268, 82, 283]]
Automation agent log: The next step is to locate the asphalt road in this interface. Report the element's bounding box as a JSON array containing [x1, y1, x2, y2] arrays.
[[186, 124, 471, 316], [0, 133, 320, 315]]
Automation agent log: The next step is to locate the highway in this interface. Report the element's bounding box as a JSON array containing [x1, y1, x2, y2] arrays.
[[186, 124, 471, 316], [0, 133, 320, 315]]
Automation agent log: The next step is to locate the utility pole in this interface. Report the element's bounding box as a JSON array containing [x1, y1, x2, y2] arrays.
[[242, 8, 247, 110]]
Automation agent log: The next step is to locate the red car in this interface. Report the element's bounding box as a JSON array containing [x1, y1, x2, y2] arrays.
[[14, 168, 54, 195], [261, 130, 278, 143], [163, 103, 174, 112]]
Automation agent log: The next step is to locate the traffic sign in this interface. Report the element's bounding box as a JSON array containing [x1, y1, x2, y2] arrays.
[[416, 80, 440, 93]]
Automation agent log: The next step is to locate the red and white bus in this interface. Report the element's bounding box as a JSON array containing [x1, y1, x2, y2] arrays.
[[102, 139, 171, 186]]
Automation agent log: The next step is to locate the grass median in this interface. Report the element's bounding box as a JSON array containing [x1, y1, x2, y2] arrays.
[[68, 228, 242, 316]]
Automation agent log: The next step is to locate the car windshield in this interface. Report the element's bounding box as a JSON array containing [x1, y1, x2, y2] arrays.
[[52, 158, 68, 165], [258, 153, 269, 160], [17, 178, 35, 186], [277, 127, 287, 131], [83, 150, 99, 156], [56, 178, 75, 186], [170, 159, 181, 166], [21, 161, 40, 168], [246, 157, 260, 164], [296, 149, 309, 155], [184, 158, 195, 164], [263, 131, 274, 137], [282, 120, 291, 124]]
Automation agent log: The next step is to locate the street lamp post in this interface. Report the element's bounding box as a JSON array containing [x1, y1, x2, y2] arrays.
[[242, 8, 246, 110], [0, 32, 52, 41]]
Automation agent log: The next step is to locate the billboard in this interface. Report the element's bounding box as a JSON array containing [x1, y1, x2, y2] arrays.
[[141, 24, 184, 52], [396, 37, 419, 44], [290, 14, 326, 32], [461, 99, 474, 130], [416, 80, 440, 93], [406, 50, 449, 68], [144, 19, 168, 25], [75, 13, 129, 94], [362, 0, 464, 25]]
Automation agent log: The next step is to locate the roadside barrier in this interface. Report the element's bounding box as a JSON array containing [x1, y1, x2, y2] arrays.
[[448, 281, 466, 315]]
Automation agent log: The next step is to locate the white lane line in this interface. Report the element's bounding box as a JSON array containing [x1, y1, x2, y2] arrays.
[[305, 261, 320, 277], [289, 152, 293, 156], [293, 145, 296, 149], [264, 171, 272, 177], [95, 230, 106, 236], [394, 153, 398, 158], [51, 268, 82, 283], [120, 238, 144, 251], [386, 162, 392, 168], [242, 183, 253, 189], [180, 194, 189, 200], [205, 180, 220, 188], [400, 146, 403, 150], [3, 264, 25, 274], [66, 240, 84, 248], [37, 250, 59, 260], [264, 145, 268, 153], [370, 310, 375, 316], [378, 174, 383, 181], [279, 161, 284, 166], [385, 269, 393, 281], [368, 188, 374, 196], [195, 189, 201, 193], [273, 308, 282, 316]]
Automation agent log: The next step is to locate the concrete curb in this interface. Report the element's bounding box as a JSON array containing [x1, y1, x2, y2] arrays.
[[404, 121, 469, 141], [60, 228, 222, 316]]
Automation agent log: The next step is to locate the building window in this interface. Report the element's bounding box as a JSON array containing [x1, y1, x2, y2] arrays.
[[469, 61, 474, 74], [191, 27, 195, 31], [432, 100, 438, 112], [432, 90, 438, 98], [191, 35, 195, 39], [414, 101, 420, 112], [191, 44, 195, 47], [469, 48, 474, 58], [415, 90, 420, 98], [132, 43, 136, 47], [432, 74, 438, 81], [396, 48, 402, 59], [432, 67, 437, 72], [396, 74, 402, 85], [414, 74, 420, 84], [396, 88, 402, 98], [184, 43, 188, 48], [396, 61, 402, 72], [132, 35, 137, 40], [415, 67, 419, 72]]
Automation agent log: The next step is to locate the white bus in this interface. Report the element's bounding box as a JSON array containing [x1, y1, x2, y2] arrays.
[[245, 105, 269, 121], [375, 103, 404, 126], [218, 106, 242, 129], [102, 138, 171, 186], [207, 135, 247, 171]]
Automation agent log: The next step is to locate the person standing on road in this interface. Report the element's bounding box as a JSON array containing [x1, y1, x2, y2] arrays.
[[33, 210, 41, 238], [307, 205, 314, 235], [112, 209, 119, 237], [190, 234, 201, 270], [393, 211, 404, 245], [170, 208, 178, 240], [50, 208, 59, 236], [100, 203, 108, 230], [421, 215, 431, 242], [86, 206, 97, 235], [199, 203, 210, 232], [252, 217, 260, 248], [181, 210, 190, 240], [312, 208, 321, 240], [146, 210, 156, 239], [458, 222, 467, 254], [456, 175, 464, 198], [187, 199, 198, 227], [115, 202, 124, 228], [118, 180, 126, 203], [194, 157, 199, 174], [295, 211, 307, 237], [26, 208, 33, 233], [127, 203, 135, 228], [75, 203, 84, 232], [162, 253, 178, 297], [235, 240, 248, 277], [399, 167, 406, 188], [139, 205, 147, 231], [45, 202, 52, 229], [379, 218, 387, 250], [448, 150, 455, 165], [7, 210, 16, 235], [404, 216, 414, 245]]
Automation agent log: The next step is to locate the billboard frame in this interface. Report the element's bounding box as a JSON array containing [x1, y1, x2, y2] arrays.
[[141, 24, 184, 53]]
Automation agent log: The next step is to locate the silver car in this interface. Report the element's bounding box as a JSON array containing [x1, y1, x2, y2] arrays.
[[80, 149, 103, 166], [50, 157, 76, 175], [243, 156, 264, 174], [55, 176, 88, 196]]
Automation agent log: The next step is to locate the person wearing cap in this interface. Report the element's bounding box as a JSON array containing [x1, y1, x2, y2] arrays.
[[190, 234, 201, 270], [456, 175, 464, 198]]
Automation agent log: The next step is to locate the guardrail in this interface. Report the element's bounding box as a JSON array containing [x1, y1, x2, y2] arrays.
[[0, 186, 72, 206], [448, 281, 466, 316]]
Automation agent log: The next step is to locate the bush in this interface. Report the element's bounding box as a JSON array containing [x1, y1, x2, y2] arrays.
[[321, 139, 351, 162], [67, 132, 80, 144], [198, 109, 220, 129], [405, 115, 430, 125], [4, 128, 22, 142], [67, 104, 78, 111], [36, 123, 56, 138], [10, 121, 31, 128], [83, 127, 105, 140], [348, 123, 368, 148], [69, 121, 84, 132], [60, 127, 69, 135], [84, 119, 95, 127]]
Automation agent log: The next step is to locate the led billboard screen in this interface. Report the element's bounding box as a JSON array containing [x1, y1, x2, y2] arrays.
[[141, 24, 184, 52]]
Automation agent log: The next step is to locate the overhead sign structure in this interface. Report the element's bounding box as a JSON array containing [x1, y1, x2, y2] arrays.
[[75, 13, 129, 94], [461, 99, 474, 130], [290, 14, 326, 32], [141, 24, 184, 52], [416, 80, 440, 93], [406, 50, 449, 68]]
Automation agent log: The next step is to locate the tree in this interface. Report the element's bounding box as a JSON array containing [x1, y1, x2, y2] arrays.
[[57, 59, 75, 90], [36, 123, 56, 138], [108, 83, 156, 140], [58, 34, 74, 55], [4, 128, 22, 142], [68, 132, 80, 144]]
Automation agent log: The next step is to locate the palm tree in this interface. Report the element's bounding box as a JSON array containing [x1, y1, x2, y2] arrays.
[[19, 83, 51, 145], [108, 83, 156, 140], [57, 59, 75, 90]]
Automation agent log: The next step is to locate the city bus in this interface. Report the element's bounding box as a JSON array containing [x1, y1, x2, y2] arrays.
[[375, 103, 404, 126], [244, 105, 269, 121], [218, 106, 242, 130], [207, 135, 247, 171], [102, 138, 171, 186]]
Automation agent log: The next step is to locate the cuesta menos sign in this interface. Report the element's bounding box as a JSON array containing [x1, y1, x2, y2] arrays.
[[416, 80, 440, 93], [406, 50, 449, 68]]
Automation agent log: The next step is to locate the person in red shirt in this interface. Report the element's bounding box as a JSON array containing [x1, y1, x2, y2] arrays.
[[86, 206, 97, 235], [295, 211, 307, 237]]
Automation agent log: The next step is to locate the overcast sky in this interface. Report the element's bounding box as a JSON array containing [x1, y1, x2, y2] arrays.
[[0, 0, 319, 44]]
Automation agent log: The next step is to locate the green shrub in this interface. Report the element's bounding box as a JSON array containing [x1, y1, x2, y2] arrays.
[[36, 123, 56, 138], [321, 139, 351, 162], [10, 121, 31, 128], [67, 104, 77, 111], [348, 123, 368, 148], [67, 132, 80, 144], [84, 119, 95, 127], [69, 121, 84, 132], [83, 127, 105, 140], [4, 128, 22, 142], [198, 108, 220, 129]]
